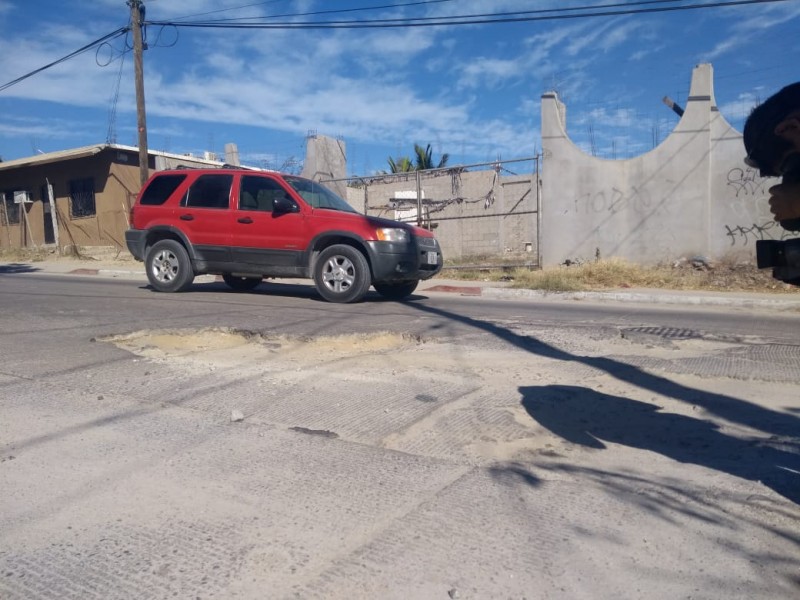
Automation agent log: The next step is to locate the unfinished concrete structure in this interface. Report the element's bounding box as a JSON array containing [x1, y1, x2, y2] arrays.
[[301, 134, 348, 200], [540, 63, 782, 267]]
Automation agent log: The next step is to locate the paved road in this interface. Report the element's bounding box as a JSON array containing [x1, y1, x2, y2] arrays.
[[1, 268, 799, 599]]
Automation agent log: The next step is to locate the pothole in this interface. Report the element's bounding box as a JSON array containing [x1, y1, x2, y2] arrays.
[[98, 328, 425, 362]]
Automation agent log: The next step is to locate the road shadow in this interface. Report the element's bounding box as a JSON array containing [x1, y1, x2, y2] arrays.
[[0, 263, 41, 274], [146, 280, 431, 304], [404, 301, 800, 502], [520, 385, 800, 504]]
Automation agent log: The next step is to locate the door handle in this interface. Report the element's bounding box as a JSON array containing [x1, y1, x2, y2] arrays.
[[238, 217, 253, 224], [179, 214, 194, 221]]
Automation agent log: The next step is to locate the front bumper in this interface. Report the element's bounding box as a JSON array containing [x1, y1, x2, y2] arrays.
[[366, 236, 443, 282]]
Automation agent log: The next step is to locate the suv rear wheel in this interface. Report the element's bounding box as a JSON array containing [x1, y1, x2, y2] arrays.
[[145, 239, 195, 293], [222, 274, 262, 292], [313, 244, 372, 303], [373, 280, 419, 300]]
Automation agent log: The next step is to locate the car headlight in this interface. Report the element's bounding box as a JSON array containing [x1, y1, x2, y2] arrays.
[[375, 228, 409, 243]]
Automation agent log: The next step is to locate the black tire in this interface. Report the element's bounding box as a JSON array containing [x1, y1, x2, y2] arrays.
[[222, 273, 262, 292], [373, 280, 419, 300], [313, 244, 372, 303], [145, 239, 194, 293]]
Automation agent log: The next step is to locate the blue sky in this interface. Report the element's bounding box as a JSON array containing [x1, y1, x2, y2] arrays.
[[1, 0, 799, 175]]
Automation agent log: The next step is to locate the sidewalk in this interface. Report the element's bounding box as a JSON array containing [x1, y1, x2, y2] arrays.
[[3, 255, 800, 311]]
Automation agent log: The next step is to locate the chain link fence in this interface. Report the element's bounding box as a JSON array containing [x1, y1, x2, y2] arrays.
[[327, 156, 541, 268]]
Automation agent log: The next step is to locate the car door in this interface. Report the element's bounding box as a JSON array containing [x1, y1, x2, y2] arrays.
[[177, 173, 235, 264], [231, 174, 308, 270]]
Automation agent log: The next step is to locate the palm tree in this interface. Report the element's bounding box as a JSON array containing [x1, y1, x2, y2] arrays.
[[413, 144, 449, 170], [387, 156, 414, 173], [385, 144, 449, 173]]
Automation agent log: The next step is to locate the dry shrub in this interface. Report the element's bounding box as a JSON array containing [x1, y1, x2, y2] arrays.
[[461, 258, 800, 294]]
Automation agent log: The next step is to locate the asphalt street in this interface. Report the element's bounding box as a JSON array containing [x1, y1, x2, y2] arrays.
[[1, 259, 799, 599]]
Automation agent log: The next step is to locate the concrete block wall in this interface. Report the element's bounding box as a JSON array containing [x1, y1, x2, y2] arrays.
[[540, 63, 781, 267], [347, 168, 539, 262]]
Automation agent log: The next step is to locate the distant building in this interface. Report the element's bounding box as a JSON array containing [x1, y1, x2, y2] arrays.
[[0, 136, 346, 253], [0, 143, 239, 252]]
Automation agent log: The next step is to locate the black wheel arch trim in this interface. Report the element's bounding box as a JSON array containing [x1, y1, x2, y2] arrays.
[[144, 226, 197, 259], [305, 230, 374, 270]]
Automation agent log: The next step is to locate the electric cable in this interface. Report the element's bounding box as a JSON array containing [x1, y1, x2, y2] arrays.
[[147, 0, 797, 29], [0, 27, 128, 93], [168, 0, 458, 23]]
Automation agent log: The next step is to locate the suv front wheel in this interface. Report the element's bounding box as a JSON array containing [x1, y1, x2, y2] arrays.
[[313, 244, 372, 303], [145, 239, 195, 293]]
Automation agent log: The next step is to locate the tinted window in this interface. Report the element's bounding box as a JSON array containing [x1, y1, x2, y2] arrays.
[[140, 174, 186, 205], [240, 175, 291, 212], [182, 174, 233, 209], [284, 176, 356, 213]]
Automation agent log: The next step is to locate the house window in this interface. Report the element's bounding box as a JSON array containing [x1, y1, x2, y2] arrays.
[[1, 191, 20, 225], [69, 178, 96, 218]]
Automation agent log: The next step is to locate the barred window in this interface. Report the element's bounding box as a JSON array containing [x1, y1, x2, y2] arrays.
[[1, 191, 20, 225], [69, 178, 96, 218]]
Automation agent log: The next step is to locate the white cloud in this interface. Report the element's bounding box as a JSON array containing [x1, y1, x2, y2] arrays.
[[459, 57, 521, 89]]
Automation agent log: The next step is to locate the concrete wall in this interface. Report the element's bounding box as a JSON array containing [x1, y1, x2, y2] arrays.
[[540, 63, 780, 267], [347, 168, 540, 262]]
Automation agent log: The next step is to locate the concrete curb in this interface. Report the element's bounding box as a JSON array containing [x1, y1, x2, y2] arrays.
[[480, 286, 800, 310], [4, 261, 800, 311]]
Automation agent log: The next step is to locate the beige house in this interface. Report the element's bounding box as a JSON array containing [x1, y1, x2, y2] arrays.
[[0, 144, 234, 252]]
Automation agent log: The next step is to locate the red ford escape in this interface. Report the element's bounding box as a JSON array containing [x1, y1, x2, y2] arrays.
[[125, 168, 443, 303]]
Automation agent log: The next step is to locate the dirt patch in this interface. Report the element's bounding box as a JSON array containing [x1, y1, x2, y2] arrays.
[[98, 326, 798, 468], [101, 328, 423, 364]]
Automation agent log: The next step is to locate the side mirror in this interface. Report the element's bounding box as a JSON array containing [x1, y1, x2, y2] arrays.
[[273, 196, 299, 214]]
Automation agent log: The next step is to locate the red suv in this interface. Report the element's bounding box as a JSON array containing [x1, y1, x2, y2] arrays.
[[125, 169, 443, 303]]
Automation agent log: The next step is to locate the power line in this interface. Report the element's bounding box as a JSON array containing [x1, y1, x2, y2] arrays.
[[1, 0, 793, 93], [0, 28, 128, 93], [168, 0, 458, 23], [147, 0, 797, 29]]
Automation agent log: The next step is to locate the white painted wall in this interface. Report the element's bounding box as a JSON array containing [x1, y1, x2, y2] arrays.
[[540, 63, 781, 267]]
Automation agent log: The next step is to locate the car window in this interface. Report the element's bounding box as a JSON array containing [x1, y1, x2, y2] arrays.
[[181, 174, 233, 209], [140, 174, 186, 206], [239, 176, 290, 212], [284, 176, 356, 213]]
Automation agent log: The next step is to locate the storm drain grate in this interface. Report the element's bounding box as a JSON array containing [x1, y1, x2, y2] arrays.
[[622, 326, 705, 340]]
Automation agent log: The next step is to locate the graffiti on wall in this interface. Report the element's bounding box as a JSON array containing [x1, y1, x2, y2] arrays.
[[573, 186, 665, 216], [726, 167, 771, 198], [724, 221, 793, 246], [722, 166, 792, 245]]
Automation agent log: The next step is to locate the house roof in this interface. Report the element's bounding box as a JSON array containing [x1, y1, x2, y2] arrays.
[[0, 143, 239, 171]]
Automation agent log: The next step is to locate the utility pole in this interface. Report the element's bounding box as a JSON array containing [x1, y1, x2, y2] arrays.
[[129, 0, 148, 186]]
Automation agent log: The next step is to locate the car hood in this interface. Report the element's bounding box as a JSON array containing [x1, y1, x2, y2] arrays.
[[314, 209, 435, 239]]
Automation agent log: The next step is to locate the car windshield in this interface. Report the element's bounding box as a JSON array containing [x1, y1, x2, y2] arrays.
[[284, 176, 357, 213]]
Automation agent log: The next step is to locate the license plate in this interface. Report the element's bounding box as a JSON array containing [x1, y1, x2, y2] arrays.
[[426, 251, 438, 265]]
